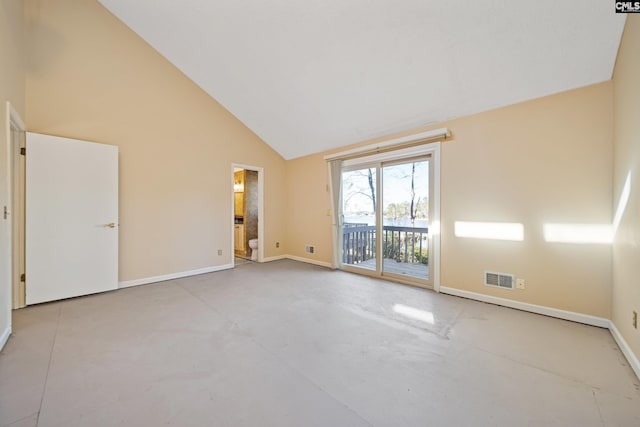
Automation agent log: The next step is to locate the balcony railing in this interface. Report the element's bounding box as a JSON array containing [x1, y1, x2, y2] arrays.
[[342, 223, 429, 266]]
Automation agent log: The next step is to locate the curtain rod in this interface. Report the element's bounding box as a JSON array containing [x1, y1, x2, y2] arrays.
[[324, 128, 450, 161]]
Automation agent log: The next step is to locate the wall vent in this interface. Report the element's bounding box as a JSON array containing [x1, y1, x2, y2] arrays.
[[305, 245, 315, 254], [484, 271, 514, 290]]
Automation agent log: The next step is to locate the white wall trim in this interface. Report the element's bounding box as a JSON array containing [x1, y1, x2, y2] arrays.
[[4, 102, 26, 344], [439, 286, 610, 328], [118, 264, 233, 289], [285, 255, 332, 268], [261, 254, 332, 268], [0, 325, 10, 351], [7, 104, 26, 310], [609, 321, 640, 380], [261, 255, 288, 263], [324, 128, 450, 161], [6, 101, 25, 130], [430, 143, 441, 292]]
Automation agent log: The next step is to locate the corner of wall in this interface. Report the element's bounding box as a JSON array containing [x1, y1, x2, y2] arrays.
[[611, 14, 640, 373]]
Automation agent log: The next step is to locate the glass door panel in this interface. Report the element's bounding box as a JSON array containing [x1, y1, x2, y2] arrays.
[[381, 159, 430, 281], [341, 167, 377, 271]]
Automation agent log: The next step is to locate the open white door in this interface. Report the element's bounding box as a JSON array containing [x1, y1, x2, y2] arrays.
[[25, 133, 118, 305]]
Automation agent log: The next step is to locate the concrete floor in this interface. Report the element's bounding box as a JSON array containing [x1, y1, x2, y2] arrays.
[[1, 260, 639, 427]]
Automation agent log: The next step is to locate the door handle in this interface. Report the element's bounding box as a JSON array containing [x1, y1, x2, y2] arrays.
[[105, 222, 117, 228]]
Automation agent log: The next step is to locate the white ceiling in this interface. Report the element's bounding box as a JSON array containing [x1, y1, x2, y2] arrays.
[[99, 1, 626, 159]]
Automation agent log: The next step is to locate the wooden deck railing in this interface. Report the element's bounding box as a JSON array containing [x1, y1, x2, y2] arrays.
[[342, 223, 428, 266]]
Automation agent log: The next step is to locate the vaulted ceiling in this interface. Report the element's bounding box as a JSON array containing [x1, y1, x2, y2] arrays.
[[99, 1, 626, 159]]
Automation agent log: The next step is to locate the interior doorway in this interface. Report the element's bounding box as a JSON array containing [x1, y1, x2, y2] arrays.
[[231, 164, 264, 266]]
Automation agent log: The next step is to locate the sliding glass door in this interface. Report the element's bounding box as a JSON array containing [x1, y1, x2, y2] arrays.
[[340, 156, 433, 287], [381, 159, 430, 281], [341, 166, 377, 271]]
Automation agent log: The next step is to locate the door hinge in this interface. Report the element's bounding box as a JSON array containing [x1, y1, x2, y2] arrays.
[[3, 206, 8, 220], [20, 273, 25, 282], [20, 147, 26, 156]]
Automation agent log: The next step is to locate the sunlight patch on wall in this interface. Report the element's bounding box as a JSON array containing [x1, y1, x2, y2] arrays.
[[543, 172, 630, 245], [454, 221, 524, 241], [543, 224, 613, 244], [613, 172, 631, 233], [393, 304, 435, 324]]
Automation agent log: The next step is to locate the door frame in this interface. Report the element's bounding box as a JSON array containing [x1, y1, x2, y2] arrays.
[[5, 102, 26, 309], [339, 142, 441, 291], [230, 163, 264, 266]]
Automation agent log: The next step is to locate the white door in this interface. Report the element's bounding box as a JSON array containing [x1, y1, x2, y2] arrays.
[[25, 133, 118, 305]]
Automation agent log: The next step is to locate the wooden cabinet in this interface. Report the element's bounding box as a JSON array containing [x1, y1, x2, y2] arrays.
[[233, 169, 248, 255], [234, 193, 244, 217], [234, 170, 245, 217], [234, 224, 245, 252]]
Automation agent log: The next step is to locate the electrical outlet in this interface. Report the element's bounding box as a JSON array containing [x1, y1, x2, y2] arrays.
[[633, 311, 637, 329], [276, 242, 280, 248], [218, 249, 222, 256], [516, 279, 526, 290]]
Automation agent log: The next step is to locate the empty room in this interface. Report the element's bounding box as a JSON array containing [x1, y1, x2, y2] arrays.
[[1, 1, 639, 426]]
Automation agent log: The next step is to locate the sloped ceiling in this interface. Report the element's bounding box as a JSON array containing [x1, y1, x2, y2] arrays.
[[98, 1, 626, 159]]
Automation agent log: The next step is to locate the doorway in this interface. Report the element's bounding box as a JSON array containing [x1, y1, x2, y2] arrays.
[[6, 128, 119, 307], [231, 164, 264, 265], [337, 144, 440, 290]]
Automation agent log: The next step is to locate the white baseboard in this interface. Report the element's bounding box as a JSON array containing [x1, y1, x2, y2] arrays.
[[609, 321, 640, 380], [0, 325, 11, 352], [261, 255, 288, 263], [261, 254, 332, 268], [284, 255, 332, 269], [439, 286, 610, 328], [118, 264, 233, 289]]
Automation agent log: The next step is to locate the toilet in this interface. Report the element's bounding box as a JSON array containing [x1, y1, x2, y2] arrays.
[[248, 239, 259, 261]]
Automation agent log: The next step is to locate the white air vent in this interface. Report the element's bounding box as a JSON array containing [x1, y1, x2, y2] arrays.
[[305, 245, 315, 254], [484, 271, 514, 290]]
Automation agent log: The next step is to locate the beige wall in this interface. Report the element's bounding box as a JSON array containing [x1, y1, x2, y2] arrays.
[[25, 0, 287, 282], [287, 82, 613, 318], [612, 16, 640, 359], [286, 154, 333, 264], [0, 0, 26, 339]]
